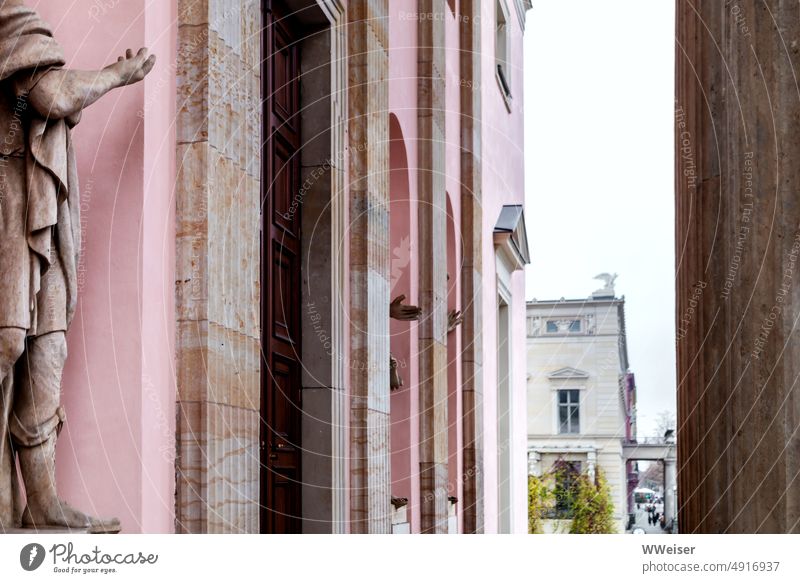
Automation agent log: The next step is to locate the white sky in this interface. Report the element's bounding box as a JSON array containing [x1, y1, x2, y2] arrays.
[[523, 0, 676, 437]]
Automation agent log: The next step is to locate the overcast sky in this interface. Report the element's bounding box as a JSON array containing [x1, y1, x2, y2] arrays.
[[523, 0, 676, 437]]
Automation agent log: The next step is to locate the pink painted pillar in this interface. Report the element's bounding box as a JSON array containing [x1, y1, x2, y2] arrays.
[[445, 4, 464, 533], [388, 0, 421, 532], [445, 195, 464, 532], [389, 114, 420, 530]]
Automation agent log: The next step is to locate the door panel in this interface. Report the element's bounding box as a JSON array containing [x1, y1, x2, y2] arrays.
[[261, 0, 302, 534], [271, 135, 299, 234]]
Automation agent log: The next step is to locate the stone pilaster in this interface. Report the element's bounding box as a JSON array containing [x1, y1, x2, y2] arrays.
[[174, 0, 262, 533], [676, 0, 800, 533], [417, 0, 450, 534], [664, 457, 677, 526], [459, 0, 484, 534], [347, 0, 393, 534]]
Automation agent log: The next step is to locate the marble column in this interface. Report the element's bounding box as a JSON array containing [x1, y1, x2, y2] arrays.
[[347, 0, 392, 534], [459, 0, 485, 534], [587, 451, 597, 483], [676, 0, 800, 533], [527, 451, 540, 476], [417, 0, 450, 534], [664, 457, 677, 527], [174, 0, 262, 534]]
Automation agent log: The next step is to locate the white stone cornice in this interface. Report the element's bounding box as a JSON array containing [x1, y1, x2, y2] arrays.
[[513, 0, 534, 31]]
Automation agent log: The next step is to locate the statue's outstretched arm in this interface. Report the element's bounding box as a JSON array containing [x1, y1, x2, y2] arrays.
[[25, 48, 155, 120]]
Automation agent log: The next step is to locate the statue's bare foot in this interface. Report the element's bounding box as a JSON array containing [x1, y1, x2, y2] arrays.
[[17, 435, 120, 533], [22, 499, 120, 533]]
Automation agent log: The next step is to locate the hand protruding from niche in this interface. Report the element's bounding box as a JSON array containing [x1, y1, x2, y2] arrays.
[[390, 354, 403, 390], [390, 295, 422, 321], [448, 309, 463, 333]]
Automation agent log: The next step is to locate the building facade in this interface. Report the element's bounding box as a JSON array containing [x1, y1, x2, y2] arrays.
[[526, 289, 633, 532], [18, 0, 532, 534]]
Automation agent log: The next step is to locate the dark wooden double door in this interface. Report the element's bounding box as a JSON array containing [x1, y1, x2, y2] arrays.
[[261, 0, 302, 534]]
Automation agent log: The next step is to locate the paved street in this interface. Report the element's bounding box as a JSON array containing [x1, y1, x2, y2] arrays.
[[631, 506, 666, 534]]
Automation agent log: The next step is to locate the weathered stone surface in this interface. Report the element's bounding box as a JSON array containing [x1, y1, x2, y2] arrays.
[[347, 0, 393, 534], [174, 0, 261, 534], [676, 0, 800, 533], [458, 0, 485, 535], [416, 0, 450, 535]]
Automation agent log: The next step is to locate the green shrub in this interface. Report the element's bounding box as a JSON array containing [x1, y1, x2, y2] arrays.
[[569, 469, 616, 534], [527, 474, 553, 534]]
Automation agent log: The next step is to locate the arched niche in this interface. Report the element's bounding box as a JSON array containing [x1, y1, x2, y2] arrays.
[[388, 113, 417, 530], [446, 192, 464, 532]]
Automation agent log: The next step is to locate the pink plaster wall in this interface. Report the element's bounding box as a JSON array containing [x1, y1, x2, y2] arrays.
[[389, 114, 418, 526], [22, 0, 526, 535], [445, 194, 464, 532], [388, 3, 420, 530], [387, 0, 528, 534], [478, 0, 529, 534], [31, 0, 176, 533]]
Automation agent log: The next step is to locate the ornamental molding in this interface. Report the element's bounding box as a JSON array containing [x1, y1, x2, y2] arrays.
[[547, 367, 590, 380]]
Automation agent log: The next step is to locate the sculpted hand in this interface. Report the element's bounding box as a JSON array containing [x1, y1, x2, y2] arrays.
[[108, 48, 156, 87], [447, 310, 463, 332], [390, 295, 422, 321], [390, 354, 403, 389]]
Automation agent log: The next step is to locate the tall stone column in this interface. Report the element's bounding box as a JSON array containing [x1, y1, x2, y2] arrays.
[[417, 0, 449, 534], [676, 1, 800, 533], [347, 0, 392, 534], [175, 0, 262, 534], [664, 457, 677, 527], [459, 0, 484, 534], [527, 451, 540, 476], [587, 451, 597, 483]]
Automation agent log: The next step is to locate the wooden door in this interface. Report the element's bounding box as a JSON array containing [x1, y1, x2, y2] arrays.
[[261, 0, 302, 534]]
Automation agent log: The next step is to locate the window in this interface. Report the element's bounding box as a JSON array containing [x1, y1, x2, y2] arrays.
[[558, 389, 580, 434], [551, 460, 581, 518], [495, 0, 511, 100]]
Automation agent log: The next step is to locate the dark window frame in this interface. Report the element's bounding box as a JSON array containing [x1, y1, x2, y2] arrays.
[[558, 389, 580, 434]]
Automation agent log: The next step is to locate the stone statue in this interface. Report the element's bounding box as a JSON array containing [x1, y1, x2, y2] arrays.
[[0, 1, 155, 532], [389, 295, 421, 390], [593, 272, 618, 296]]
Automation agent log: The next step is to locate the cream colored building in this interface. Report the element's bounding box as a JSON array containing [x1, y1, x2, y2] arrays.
[[526, 285, 632, 532]]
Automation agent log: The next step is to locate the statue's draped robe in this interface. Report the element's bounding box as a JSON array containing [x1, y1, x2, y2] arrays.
[[0, 0, 81, 527]]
